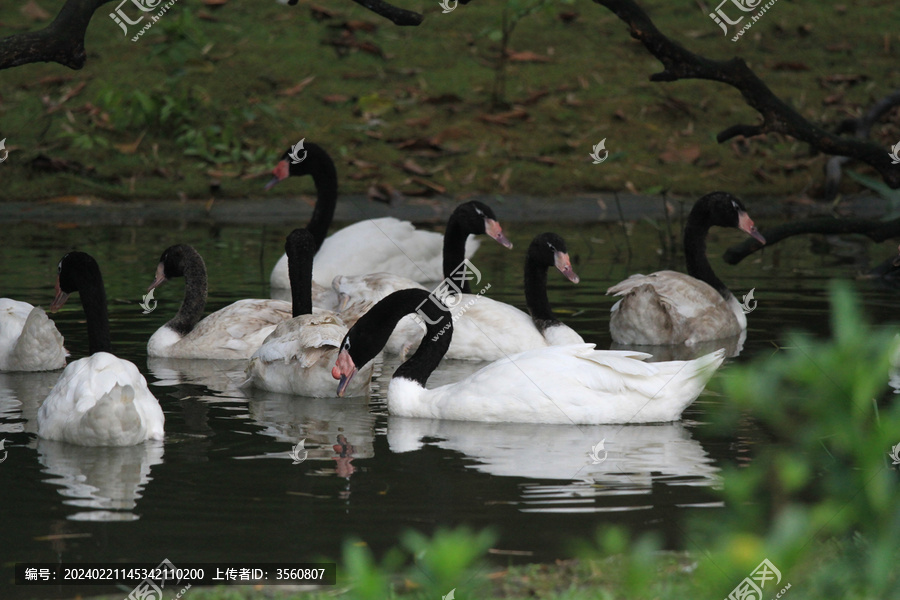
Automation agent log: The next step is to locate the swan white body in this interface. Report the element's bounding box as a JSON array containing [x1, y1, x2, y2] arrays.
[[608, 271, 745, 346], [148, 299, 292, 359], [386, 345, 725, 424], [38, 352, 165, 446], [270, 218, 481, 288], [335, 273, 560, 361], [247, 311, 373, 397], [0, 299, 67, 372]]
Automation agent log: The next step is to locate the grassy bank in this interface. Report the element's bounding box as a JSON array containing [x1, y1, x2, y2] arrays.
[[1, 0, 899, 202]]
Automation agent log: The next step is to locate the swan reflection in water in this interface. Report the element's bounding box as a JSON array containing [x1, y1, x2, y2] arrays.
[[147, 357, 249, 400], [36, 439, 164, 522], [244, 389, 375, 480], [388, 417, 720, 513]]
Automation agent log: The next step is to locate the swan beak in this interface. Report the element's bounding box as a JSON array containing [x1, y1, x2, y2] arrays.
[[264, 159, 290, 191], [554, 252, 580, 283], [333, 349, 357, 397], [147, 263, 167, 292], [484, 218, 513, 249], [738, 211, 766, 244], [49, 279, 69, 313]]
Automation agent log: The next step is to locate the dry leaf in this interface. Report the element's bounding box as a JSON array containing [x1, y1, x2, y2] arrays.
[[321, 94, 349, 105], [21, 0, 51, 21], [113, 131, 146, 155], [658, 144, 701, 165], [506, 50, 552, 63], [278, 76, 316, 97], [478, 108, 529, 126], [398, 159, 429, 176]]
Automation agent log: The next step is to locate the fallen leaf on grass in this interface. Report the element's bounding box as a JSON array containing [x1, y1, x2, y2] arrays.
[[408, 177, 445, 195], [478, 108, 529, 126], [658, 145, 701, 165], [506, 50, 552, 63], [321, 94, 349, 105], [43, 81, 87, 114], [21, 0, 50, 21], [277, 75, 316, 97], [396, 137, 442, 151], [113, 131, 146, 155], [397, 159, 430, 176]]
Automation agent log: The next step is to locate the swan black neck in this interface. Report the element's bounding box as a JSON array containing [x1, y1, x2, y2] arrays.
[[58, 252, 112, 354], [684, 202, 729, 298], [163, 246, 208, 336], [347, 289, 451, 387], [524, 252, 557, 333], [443, 217, 474, 293], [285, 229, 316, 317], [303, 144, 338, 251]]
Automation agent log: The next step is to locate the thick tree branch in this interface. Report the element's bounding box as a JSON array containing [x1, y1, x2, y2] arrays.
[[0, 0, 112, 70], [348, 0, 423, 26], [723, 216, 900, 264], [592, 0, 900, 189]]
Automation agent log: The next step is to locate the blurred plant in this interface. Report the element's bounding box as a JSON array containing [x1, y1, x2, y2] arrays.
[[847, 170, 900, 220]]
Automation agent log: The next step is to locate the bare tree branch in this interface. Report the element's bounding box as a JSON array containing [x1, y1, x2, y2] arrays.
[[592, 0, 900, 189], [723, 216, 900, 265], [0, 0, 113, 70], [348, 0, 423, 26]]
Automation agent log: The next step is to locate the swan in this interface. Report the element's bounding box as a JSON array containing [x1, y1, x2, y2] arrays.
[[337, 230, 582, 361], [266, 142, 482, 288], [607, 191, 766, 346], [147, 244, 292, 359], [333, 288, 725, 424], [37, 252, 164, 446], [0, 298, 67, 371], [246, 229, 373, 397]]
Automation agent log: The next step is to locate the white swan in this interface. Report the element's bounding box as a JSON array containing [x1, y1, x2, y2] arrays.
[[247, 229, 373, 397], [0, 298, 67, 371], [337, 231, 582, 360], [147, 244, 292, 359], [333, 289, 725, 424], [266, 142, 481, 289], [37, 252, 164, 447], [607, 191, 766, 346]]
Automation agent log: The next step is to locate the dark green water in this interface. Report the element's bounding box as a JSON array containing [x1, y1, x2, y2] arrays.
[[1, 210, 897, 599]]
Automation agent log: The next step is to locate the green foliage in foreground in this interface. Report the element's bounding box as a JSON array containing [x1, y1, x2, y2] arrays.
[[67, 282, 900, 600]]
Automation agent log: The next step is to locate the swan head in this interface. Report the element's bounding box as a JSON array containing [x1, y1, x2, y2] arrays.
[[333, 345, 357, 398], [456, 201, 513, 249], [697, 192, 766, 245], [148, 245, 205, 291], [530, 233, 580, 283], [51, 252, 101, 312], [265, 142, 327, 190]]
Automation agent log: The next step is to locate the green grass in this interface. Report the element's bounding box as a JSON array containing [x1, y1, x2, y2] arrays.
[[1, 0, 899, 202]]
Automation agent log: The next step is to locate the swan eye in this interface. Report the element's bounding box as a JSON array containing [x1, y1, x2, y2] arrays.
[[57, 260, 62, 273]]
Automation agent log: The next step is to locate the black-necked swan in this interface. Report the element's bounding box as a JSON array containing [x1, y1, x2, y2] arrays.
[[37, 252, 164, 446], [147, 245, 292, 359], [332, 288, 725, 424], [265, 142, 482, 289], [0, 298, 67, 371], [607, 191, 766, 346], [246, 229, 374, 397], [336, 229, 582, 361]]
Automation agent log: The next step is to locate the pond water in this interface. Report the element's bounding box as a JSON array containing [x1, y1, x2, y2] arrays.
[[1, 202, 897, 599]]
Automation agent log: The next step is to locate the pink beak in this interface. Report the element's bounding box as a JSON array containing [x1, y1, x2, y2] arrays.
[[264, 160, 290, 191], [484, 218, 513, 249], [49, 278, 69, 313], [333, 348, 357, 397], [148, 263, 167, 292], [554, 252, 580, 283], [738, 212, 766, 245]]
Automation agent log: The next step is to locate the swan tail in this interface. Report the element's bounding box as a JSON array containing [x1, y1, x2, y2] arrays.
[[609, 283, 678, 345], [10, 307, 67, 371], [78, 384, 146, 446]]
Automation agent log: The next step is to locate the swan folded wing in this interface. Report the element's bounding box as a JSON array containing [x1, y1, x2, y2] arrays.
[[8, 306, 67, 371], [253, 315, 345, 366], [608, 271, 726, 319]]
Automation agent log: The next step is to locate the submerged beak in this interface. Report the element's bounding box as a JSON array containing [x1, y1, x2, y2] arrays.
[[264, 159, 290, 191], [333, 348, 358, 397], [50, 278, 69, 313], [484, 218, 513, 249], [148, 263, 167, 292], [554, 251, 580, 283], [737, 211, 766, 245]]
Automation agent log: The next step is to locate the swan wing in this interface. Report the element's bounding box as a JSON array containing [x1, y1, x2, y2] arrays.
[[0, 300, 66, 371]]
